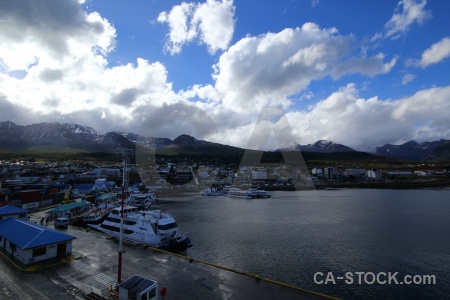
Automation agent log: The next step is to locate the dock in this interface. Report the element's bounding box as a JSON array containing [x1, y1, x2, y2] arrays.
[[0, 210, 339, 300]]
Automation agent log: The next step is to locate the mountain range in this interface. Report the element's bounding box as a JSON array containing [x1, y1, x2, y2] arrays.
[[0, 121, 449, 161]]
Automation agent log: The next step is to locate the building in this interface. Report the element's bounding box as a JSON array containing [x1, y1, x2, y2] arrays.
[[0, 205, 30, 221], [251, 170, 267, 180], [0, 218, 76, 265], [118, 274, 158, 300], [46, 200, 92, 220], [345, 168, 365, 177], [367, 170, 383, 180], [311, 168, 323, 177]]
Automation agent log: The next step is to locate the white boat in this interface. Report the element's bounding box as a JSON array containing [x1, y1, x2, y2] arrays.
[[225, 188, 256, 199], [200, 188, 223, 196], [127, 191, 156, 209], [251, 188, 271, 198], [82, 202, 115, 224], [221, 186, 232, 195], [88, 205, 192, 251]]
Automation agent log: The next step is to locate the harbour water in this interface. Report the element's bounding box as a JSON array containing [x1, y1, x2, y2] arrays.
[[157, 188, 450, 299]]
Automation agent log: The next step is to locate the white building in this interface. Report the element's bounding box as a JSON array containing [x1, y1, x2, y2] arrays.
[[367, 170, 383, 180], [0, 206, 30, 221], [311, 168, 323, 176], [345, 168, 365, 177], [252, 171, 267, 180], [0, 218, 76, 266]]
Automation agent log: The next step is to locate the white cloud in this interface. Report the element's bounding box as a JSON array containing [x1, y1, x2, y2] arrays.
[[0, 0, 447, 153], [199, 84, 450, 151], [0, 1, 116, 72], [384, 0, 431, 40], [401, 73, 416, 84], [0, 0, 176, 134], [419, 37, 450, 67], [157, 0, 235, 55], [281, 84, 450, 150], [300, 91, 314, 101], [212, 23, 396, 112]]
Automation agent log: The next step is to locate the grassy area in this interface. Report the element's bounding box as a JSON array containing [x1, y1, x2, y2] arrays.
[[0, 150, 120, 163], [1, 149, 449, 171]]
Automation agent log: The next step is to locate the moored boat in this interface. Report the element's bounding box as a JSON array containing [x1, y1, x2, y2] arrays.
[[224, 188, 256, 199], [200, 188, 223, 196], [251, 188, 271, 198], [82, 204, 114, 224], [88, 205, 192, 251], [127, 191, 156, 209]]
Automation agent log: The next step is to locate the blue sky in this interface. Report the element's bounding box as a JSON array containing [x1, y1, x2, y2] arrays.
[[1, 0, 450, 151]]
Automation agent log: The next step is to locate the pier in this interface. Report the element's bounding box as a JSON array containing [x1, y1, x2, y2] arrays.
[[0, 209, 338, 300]]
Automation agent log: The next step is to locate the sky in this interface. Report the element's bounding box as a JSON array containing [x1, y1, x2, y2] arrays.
[[1, 0, 450, 152]]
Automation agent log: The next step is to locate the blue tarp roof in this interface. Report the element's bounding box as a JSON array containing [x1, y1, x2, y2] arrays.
[[0, 218, 76, 249], [0, 205, 30, 216]]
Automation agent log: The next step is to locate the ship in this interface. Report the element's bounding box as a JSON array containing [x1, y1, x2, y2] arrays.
[[88, 205, 192, 251], [200, 187, 223, 196], [126, 190, 156, 209], [251, 188, 271, 198], [225, 188, 256, 199]]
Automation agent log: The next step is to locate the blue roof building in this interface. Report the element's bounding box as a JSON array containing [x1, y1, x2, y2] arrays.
[[0, 218, 76, 266], [118, 274, 158, 300], [0, 205, 30, 221]]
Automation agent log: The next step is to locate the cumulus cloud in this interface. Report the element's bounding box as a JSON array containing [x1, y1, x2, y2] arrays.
[[1, 0, 448, 153], [281, 84, 450, 150], [384, 0, 431, 40], [419, 37, 450, 67], [205, 84, 450, 151], [212, 23, 396, 112], [0, 0, 116, 71], [157, 0, 235, 55], [0, 0, 176, 133]]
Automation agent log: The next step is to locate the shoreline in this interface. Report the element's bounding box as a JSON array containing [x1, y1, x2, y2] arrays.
[[152, 179, 450, 197]]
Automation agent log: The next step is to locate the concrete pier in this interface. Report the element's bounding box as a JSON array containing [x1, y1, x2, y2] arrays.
[[0, 209, 339, 300]]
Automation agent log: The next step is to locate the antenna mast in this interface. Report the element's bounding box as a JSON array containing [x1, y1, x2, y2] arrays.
[[115, 147, 133, 285]]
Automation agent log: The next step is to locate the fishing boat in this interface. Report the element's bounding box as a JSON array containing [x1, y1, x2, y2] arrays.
[[88, 205, 192, 251]]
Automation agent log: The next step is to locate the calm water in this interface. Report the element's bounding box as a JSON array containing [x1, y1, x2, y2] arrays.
[[157, 189, 450, 299]]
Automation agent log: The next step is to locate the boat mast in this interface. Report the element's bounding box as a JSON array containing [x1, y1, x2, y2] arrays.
[[115, 147, 133, 285]]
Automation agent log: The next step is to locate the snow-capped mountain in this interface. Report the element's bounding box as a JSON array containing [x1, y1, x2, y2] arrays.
[[278, 140, 356, 153], [1, 121, 449, 160], [375, 139, 450, 161], [0, 121, 101, 150], [0, 121, 244, 154]]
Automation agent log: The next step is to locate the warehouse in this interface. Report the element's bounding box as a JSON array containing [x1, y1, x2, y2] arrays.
[[0, 218, 76, 266], [0, 205, 30, 221]]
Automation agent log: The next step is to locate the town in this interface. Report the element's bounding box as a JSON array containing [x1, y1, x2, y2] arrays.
[[1, 155, 449, 210]]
